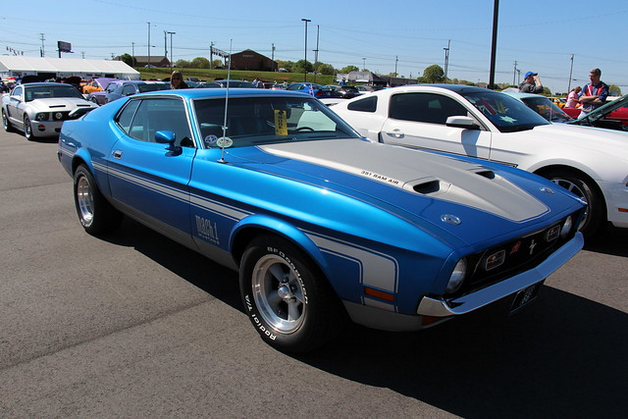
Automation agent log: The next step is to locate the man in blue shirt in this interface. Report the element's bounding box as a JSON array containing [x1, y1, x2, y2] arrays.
[[578, 68, 609, 118]]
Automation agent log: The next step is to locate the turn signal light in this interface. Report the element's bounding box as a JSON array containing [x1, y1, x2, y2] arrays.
[[363, 287, 394, 302]]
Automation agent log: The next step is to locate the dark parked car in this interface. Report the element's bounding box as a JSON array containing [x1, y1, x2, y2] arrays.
[[316, 85, 361, 99], [210, 80, 255, 88]]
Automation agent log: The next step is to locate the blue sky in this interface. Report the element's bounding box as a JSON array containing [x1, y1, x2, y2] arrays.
[[2, 0, 627, 94]]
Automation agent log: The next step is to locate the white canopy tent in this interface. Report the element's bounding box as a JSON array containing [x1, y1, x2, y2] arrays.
[[0, 56, 140, 80]]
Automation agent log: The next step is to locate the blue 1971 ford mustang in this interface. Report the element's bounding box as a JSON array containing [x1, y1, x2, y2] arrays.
[[57, 89, 585, 352]]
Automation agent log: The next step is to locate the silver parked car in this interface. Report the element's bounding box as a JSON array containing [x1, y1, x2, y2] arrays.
[[2, 82, 98, 140]]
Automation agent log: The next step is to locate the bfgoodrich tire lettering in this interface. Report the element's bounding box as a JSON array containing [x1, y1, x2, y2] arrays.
[[239, 235, 346, 353], [73, 164, 122, 235]]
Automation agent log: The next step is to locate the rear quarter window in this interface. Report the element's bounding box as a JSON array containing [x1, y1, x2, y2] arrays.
[[347, 95, 377, 113]]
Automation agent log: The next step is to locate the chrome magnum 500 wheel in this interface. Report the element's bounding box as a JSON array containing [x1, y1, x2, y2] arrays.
[[240, 235, 346, 353], [73, 164, 122, 235]]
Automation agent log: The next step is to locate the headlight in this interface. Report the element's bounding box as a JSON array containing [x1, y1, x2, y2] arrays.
[[54, 112, 64, 120], [561, 215, 573, 238], [446, 258, 467, 294], [35, 113, 48, 121]]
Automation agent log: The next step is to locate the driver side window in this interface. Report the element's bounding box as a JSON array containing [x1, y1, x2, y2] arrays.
[[117, 98, 193, 147], [390, 93, 468, 124]]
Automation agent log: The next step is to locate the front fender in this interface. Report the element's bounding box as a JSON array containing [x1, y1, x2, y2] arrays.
[[230, 214, 329, 274]]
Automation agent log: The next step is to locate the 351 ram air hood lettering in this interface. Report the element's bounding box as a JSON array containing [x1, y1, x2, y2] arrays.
[[260, 140, 549, 222]]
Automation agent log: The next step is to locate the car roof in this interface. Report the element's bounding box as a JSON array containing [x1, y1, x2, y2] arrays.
[[128, 88, 318, 100], [19, 82, 75, 88]]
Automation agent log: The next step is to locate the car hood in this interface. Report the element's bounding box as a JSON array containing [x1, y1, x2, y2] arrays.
[[227, 139, 583, 247], [257, 140, 550, 222], [30, 97, 97, 111], [530, 123, 628, 158]]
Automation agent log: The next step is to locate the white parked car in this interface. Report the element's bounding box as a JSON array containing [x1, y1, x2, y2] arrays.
[[331, 84, 628, 238], [2, 82, 98, 140]]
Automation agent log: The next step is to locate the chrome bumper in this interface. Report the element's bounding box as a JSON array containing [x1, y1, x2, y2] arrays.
[[417, 232, 584, 317]]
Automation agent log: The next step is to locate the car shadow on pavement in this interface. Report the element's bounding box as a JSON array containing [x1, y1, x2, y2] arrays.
[[100, 218, 627, 418], [302, 288, 628, 418], [584, 226, 628, 257]]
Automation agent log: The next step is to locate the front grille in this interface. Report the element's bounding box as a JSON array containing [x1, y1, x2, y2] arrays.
[[449, 211, 582, 299]]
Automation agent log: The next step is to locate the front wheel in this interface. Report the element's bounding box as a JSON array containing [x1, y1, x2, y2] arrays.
[[73, 164, 123, 235], [239, 235, 346, 353], [23, 115, 34, 140], [543, 169, 605, 238], [2, 109, 13, 132]]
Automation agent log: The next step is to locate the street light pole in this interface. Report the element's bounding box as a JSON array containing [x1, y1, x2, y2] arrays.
[[301, 18, 311, 82], [167, 31, 176, 68]]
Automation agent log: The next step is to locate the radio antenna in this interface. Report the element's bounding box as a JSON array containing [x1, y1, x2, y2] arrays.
[[218, 39, 233, 164]]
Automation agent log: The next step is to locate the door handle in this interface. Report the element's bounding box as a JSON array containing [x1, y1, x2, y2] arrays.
[[386, 129, 404, 139], [113, 150, 123, 159]]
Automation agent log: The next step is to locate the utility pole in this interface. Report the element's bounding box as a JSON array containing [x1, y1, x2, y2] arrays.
[[271, 43, 276, 72], [567, 54, 574, 93], [443, 40, 451, 83], [147, 22, 151, 68], [513, 60, 518, 86], [394, 56, 398, 76], [488, 0, 499, 89], [39, 33, 45, 57], [210, 42, 214, 69], [313, 25, 320, 82], [164, 31, 168, 58], [301, 18, 311, 82]]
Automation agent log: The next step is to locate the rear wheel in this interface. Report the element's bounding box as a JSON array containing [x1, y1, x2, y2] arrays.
[[543, 168, 604, 238], [73, 164, 123, 235], [239, 235, 346, 353]]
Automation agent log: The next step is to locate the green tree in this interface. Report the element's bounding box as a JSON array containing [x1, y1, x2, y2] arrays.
[[190, 57, 210, 69], [211, 59, 223, 69], [119, 53, 136, 67], [341, 65, 359, 73], [316, 63, 335, 75], [275, 60, 294, 72], [422, 64, 446, 83], [293, 59, 314, 74], [175, 59, 191, 68]]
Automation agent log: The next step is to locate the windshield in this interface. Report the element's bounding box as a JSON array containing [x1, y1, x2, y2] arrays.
[[193, 96, 361, 148], [521, 97, 573, 123], [461, 91, 550, 132], [24, 85, 84, 101]]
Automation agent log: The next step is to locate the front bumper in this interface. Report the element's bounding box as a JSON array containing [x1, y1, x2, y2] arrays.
[[417, 232, 584, 317], [31, 120, 63, 137]]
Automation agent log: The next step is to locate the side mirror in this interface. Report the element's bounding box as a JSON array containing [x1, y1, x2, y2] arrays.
[[446, 115, 480, 130], [155, 130, 181, 154]]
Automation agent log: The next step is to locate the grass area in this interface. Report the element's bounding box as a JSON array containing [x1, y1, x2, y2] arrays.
[[138, 67, 335, 85]]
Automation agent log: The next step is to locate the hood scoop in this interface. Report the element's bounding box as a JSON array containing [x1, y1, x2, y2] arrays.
[[412, 169, 495, 195]]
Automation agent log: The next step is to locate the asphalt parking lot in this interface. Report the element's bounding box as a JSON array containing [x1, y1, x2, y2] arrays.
[[1, 129, 626, 418]]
